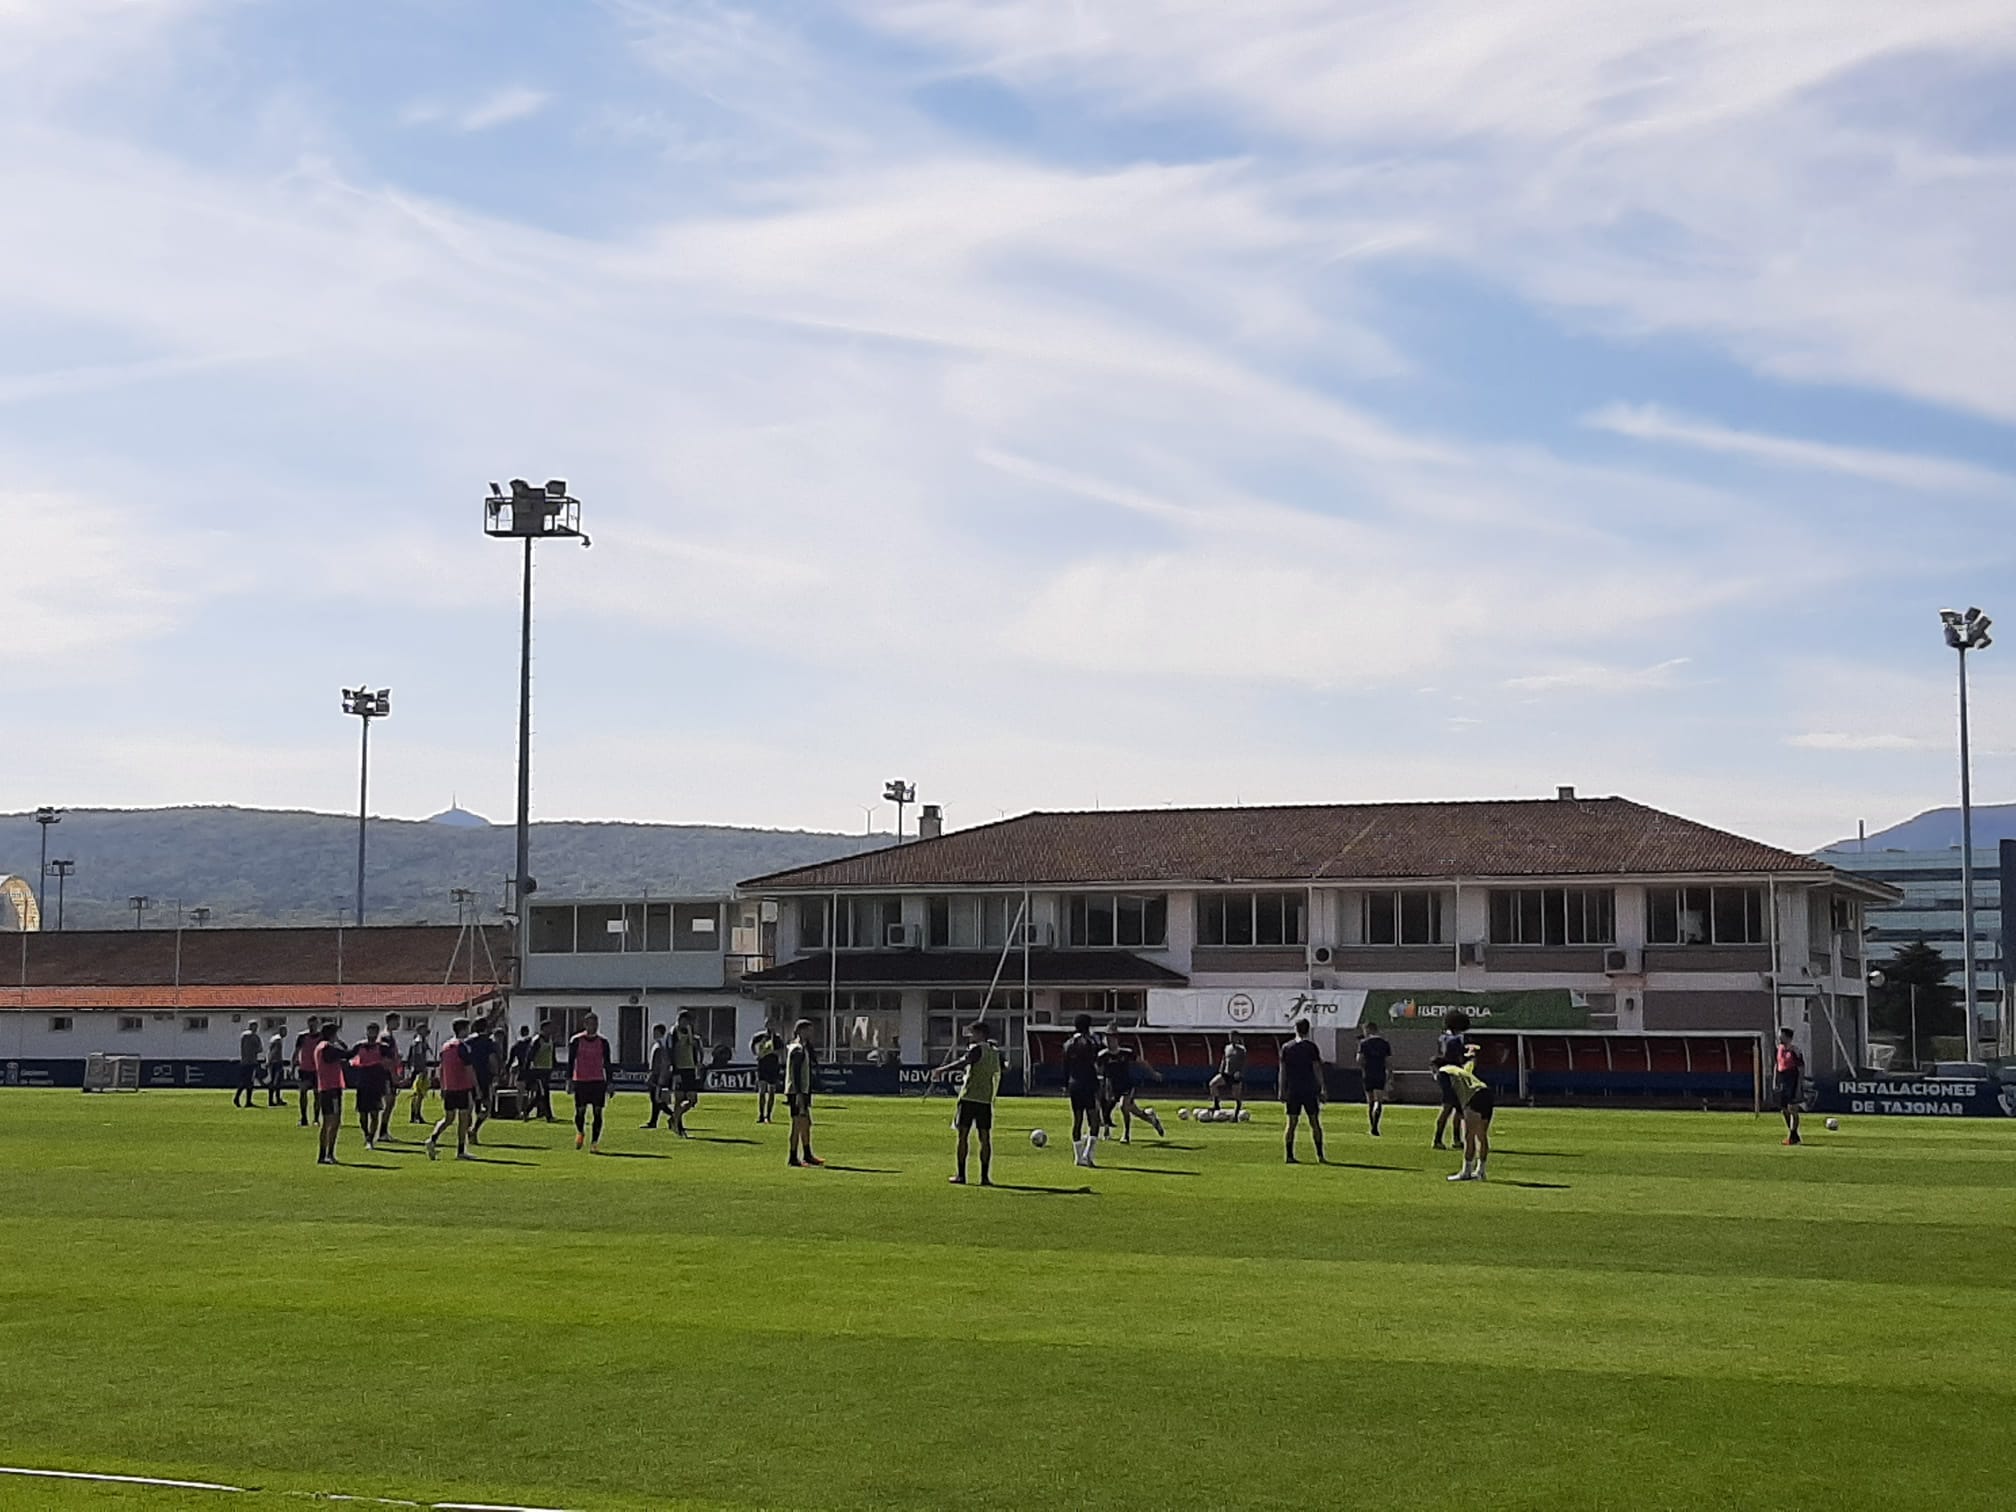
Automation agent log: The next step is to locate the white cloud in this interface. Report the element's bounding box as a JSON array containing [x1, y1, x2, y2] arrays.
[[1585, 403, 2012, 494], [1789, 732, 1936, 752], [1505, 659, 1694, 696], [403, 86, 551, 133]]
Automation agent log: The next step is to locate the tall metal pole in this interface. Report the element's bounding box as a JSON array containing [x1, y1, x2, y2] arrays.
[[1958, 644, 1980, 1053], [356, 711, 371, 928], [515, 534, 534, 926]]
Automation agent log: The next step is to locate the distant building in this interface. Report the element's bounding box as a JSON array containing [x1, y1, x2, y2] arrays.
[[1811, 841, 2003, 1050], [743, 791, 1897, 1078], [2, 925, 506, 1082], [515, 894, 773, 1068]]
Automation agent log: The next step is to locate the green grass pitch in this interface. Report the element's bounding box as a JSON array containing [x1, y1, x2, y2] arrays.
[[1, 1089, 2012, 1510]]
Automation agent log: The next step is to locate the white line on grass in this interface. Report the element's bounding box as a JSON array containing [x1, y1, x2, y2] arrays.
[[0, 1466, 575, 1511]]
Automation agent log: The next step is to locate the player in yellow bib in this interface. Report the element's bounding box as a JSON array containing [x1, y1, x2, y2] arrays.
[[933, 1019, 1002, 1186], [1440, 1047, 1497, 1182]]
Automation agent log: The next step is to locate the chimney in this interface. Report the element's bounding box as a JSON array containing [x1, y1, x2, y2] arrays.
[[917, 804, 943, 841], [1556, 785, 1576, 801]]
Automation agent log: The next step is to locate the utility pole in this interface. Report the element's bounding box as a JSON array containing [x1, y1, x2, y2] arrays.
[[341, 686, 391, 926]]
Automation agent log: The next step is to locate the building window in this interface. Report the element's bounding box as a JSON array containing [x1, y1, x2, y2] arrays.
[[927, 895, 1015, 950], [837, 896, 902, 949], [1065, 893, 1168, 948], [1488, 888, 1616, 946], [1647, 886, 1765, 946], [183, 1016, 210, 1032], [117, 1016, 143, 1033], [538, 1007, 594, 1045], [926, 989, 1027, 1069], [802, 991, 906, 1063], [798, 897, 829, 951], [1363, 890, 1445, 946], [1197, 891, 1306, 948], [672, 904, 720, 952], [49, 1016, 72, 1033], [528, 905, 576, 954], [575, 902, 626, 953], [1057, 989, 1146, 1022]]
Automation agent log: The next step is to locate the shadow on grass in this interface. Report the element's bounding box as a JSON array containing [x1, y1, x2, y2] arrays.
[[691, 1136, 761, 1146], [1326, 1161, 1422, 1173], [467, 1141, 546, 1151], [594, 1150, 669, 1160], [989, 1183, 1096, 1196], [461, 1156, 537, 1167], [818, 1165, 900, 1174], [1100, 1166, 1201, 1177], [1502, 1180, 1571, 1190], [331, 1161, 397, 1171], [1492, 1150, 1583, 1159]]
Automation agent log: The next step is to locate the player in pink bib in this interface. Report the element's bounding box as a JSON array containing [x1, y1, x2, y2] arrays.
[[425, 1018, 480, 1162], [569, 1013, 615, 1152]]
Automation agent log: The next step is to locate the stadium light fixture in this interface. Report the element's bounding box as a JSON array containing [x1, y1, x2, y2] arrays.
[[341, 685, 392, 927], [483, 477, 588, 997], [1939, 607, 1993, 1052], [34, 806, 61, 923], [129, 894, 152, 930], [46, 858, 74, 931], [883, 780, 916, 844]]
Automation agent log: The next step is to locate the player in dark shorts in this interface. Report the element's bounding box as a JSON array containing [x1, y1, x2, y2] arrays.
[[1209, 1033, 1247, 1117], [1279, 1017, 1326, 1165], [569, 1013, 615, 1152], [1062, 1014, 1103, 1167], [294, 1016, 322, 1127], [463, 1020, 499, 1143], [1433, 1012, 1471, 1150], [346, 1022, 390, 1151], [1356, 1023, 1393, 1136], [1441, 1046, 1496, 1182], [934, 1020, 1003, 1186], [670, 1011, 703, 1136], [784, 1019, 823, 1167], [752, 1025, 785, 1126], [313, 1022, 349, 1166], [1775, 1028, 1806, 1146], [1097, 1032, 1166, 1142], [234, 1023, 262, 1108], [426, 1018, 478, 1162]]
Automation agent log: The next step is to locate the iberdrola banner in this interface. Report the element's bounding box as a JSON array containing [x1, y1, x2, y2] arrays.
[[1364, 988, 1591, 1032]]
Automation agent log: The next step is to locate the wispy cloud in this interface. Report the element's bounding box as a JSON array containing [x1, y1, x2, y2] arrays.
[[1789, 732, 1935, 753], [1505, 660, 1695, 696], [1585, 403, 2011, 494], [403, 86, 550, 132]]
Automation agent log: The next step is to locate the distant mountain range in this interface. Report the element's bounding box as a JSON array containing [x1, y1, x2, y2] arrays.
[[1823, 803, 2016, 855], [0, 806, 886, 928]]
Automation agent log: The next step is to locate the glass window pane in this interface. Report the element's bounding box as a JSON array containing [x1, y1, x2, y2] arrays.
[[1648, 889, 1677, 945], [798, 898, 828, 950], [1368, 891, 1397, 945], [1256, 892, 1285, 946], [1519, 891, 1545, 945], [1084, 894, 1115, 947], [1117, 895, 1144, 948], [1141, 895, 1167, 947], [642, 903, 672, 951], [1284, 892, 1306, 946], [1488, 891, 1514, 945], [575, 902, 623, 953], [528, 905, 575, 954], [1198, 894, 1223, 947], [1225, 895, 1254, 946], [928, 897, 951, 948], [674, 903, 720, 951], [1680, 889, 1710, 944], [1397, 892, 1426, 945]]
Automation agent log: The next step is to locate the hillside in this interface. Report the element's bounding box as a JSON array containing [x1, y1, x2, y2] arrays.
[[1824, 803, 2016, 855], [0, 807, 885, 928]]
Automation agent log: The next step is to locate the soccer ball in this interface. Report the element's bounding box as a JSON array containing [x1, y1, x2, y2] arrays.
[[1237, 1110, 1251, 1123], [1030, 1129, 1048, 1148], [1825, 1118, 1840, 1131], [1177, 1107, 1190, 1120], [1201, 1109, 1221, 1123]]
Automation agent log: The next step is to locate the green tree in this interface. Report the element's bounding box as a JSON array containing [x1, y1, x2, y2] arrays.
[[1869, 940, 1959, 1065]]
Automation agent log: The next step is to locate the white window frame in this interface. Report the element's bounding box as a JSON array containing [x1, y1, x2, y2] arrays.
[[1361, 889, 1447, 946]]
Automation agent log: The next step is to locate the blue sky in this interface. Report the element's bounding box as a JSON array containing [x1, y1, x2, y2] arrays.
[[6, 0, 2016, 852]]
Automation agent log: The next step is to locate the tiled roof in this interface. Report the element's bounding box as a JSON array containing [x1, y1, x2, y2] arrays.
[[743, 797, 1841, 891], [2, 983, 499, 1013], [743, 949, 1188, 989], [1, 925, 511, 989]]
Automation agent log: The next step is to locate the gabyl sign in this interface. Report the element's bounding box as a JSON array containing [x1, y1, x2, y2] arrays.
[[1364, 989, 1590, 1032], [1147, 989, 1367, 1029], [1814, 1075, 2016, 1119]]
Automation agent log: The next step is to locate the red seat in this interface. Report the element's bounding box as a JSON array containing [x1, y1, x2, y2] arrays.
[[1528, 1037, 1572, 1072], [1608, 1038, 1652, 1073], [1648, 1039, 1690, 1073], [1569, 1040, 1610, 1072]]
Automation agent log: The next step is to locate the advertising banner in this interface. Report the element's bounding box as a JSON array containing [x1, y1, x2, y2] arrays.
[[1364, 989, 1590, 1033], [1147, 987, 1367, 1030], [1813, 1075, 2016, 1118]]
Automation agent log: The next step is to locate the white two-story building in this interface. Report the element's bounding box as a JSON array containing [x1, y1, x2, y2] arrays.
[[740, 790, 1897, 1080]]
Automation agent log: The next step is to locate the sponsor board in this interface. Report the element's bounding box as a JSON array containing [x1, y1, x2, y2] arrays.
[[1364, 989, 1590, 1032], [1813, 1075, 2016, 1119], [1148, 988, 1368, 1030]]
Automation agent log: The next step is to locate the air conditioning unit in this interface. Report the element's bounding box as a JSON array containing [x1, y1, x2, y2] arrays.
[[885, 923, 922, 949], [1603, 947, 1642, 976], [1309, 975, 1331, 991], [1458, 941, 1487, 968], [1017, 921, 1054, 948], [1310, 945, 1336, 967]]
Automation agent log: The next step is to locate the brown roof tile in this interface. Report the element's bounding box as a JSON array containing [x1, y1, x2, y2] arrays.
[[3, 925, 511, 989], [742, 797, 1838, 890]]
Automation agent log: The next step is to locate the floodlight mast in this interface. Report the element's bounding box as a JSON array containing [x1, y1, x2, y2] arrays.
[[484, 480, 588, 989], [341, 685, 391, 926], [1940, 607, 1993, 1053], [883, 780, 916, 844]]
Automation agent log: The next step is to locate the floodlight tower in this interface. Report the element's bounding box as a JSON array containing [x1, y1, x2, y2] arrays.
[[1940, 607, 1993, 1052], [46, 859, 74, 931], [884, 780, 916, 844], [34, 806, 61, 921], [342, 685, 391, 926], [484, 480, 589, 947]]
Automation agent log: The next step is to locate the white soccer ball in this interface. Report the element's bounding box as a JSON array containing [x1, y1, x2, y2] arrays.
[[1237, 1110, 1251, 1123], [1177, 1107, 1190, 1120], [1030, 1128, 1048, 1148], [1201, 1109, 1220, 1123], [1824, 1118, 1839, 1131]]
